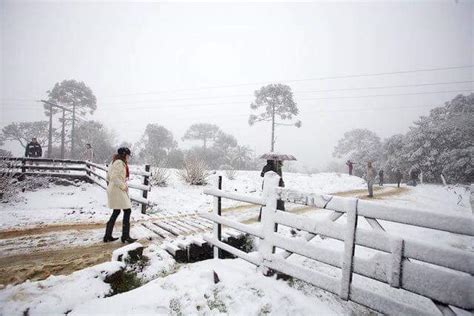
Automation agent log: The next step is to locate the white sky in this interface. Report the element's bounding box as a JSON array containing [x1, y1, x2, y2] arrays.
[[1, 0, 473, 169]]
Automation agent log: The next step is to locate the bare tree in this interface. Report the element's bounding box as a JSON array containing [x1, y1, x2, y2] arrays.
[[1, 121, 53, 149]]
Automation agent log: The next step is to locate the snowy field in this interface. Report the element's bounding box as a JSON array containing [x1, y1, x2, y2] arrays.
[[0, 170, 367, 230], [0, 170, 472, 316]]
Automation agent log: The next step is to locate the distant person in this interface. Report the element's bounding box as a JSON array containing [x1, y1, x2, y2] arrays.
[[104, 147, 137, 243], [409, 167, 419, 187], [395, 169, 403, 188], [346, 160, 356, 176], [83, 143, 95, 163], [378, 170, 384, 186], [366, 162, 376, 198], [25, 138, 42, 158]]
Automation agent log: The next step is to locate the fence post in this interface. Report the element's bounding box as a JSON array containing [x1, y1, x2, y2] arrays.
[[141, 164, 150, 214], [339, 199, 358, 300], [21, 158, 26, 175], [213, 175, 222, 259], [259, 171, 280, 274], [86, 162, 91, 177]]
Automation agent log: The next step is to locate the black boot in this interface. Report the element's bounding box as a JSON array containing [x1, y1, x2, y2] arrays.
[[121, 209, 137, 243], [104, 209, 120, 243]]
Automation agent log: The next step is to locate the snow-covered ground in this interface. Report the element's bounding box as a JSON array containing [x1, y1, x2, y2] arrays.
[[0, 170, 366, 230], [0, 244, 366, 316], [0, 171, 472, 316]]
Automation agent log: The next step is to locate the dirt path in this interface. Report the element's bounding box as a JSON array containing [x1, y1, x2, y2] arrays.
[[0, 222, 106, 239], [237, 186, 409, 225], [333, 186, 408, 199], [0, 242, 122, 287]]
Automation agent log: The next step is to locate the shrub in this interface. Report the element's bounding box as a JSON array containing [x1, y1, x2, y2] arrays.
[[0, 158, 22, 202], [177, 157, 209, 185], [150, 166, 170, 187], [220, 164, 236, 180]]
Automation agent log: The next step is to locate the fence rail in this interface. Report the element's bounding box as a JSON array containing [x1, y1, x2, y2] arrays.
[[201, 171, 474, 316], [1, 156, 151, 213]]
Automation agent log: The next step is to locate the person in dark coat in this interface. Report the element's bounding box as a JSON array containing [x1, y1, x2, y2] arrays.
[[260, 160, 274, 178], [258, 159, 285, 221], [25, 138, 42, 158], [346, 160, 356, 175], [378, 170, 384, 186], [395, 169, 403, 188], [409, 167, 419, 186]]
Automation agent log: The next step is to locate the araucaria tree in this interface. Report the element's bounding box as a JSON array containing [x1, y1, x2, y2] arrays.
[[138, 124, 177, 165], [44, 80, 97, 158], [182, 123, 220, 149], [248, 83, 301, 151]]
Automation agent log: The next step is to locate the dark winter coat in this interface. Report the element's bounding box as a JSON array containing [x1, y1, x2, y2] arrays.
[[260, 160, 285, 211], [25, 142, 42, 158], [260, 162, 274, 178]]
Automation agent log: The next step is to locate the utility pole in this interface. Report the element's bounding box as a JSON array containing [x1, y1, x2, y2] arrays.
[[48, 104, 53, 158], [270, 104, 275, 152], [71, 103, 76, 159], [61, 109, 65, 159], [40, 100, 73, 159]]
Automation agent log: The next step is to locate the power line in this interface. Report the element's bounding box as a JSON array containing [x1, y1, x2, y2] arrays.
[[97, 88, 473, 111], [96, 80, 474, 106], [100, 65, 474, 98], [2, 88, 472, 112]]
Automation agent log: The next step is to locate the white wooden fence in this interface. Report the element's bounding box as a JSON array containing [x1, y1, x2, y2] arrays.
[[85, 161, 151, 213], [0, 156, 152, 213], [201, 171, 474, 316]]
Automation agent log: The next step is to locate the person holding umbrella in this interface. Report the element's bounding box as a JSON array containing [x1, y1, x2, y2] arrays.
[[258, 153, 296, 221]]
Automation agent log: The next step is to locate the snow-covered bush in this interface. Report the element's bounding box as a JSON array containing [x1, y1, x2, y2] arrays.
[[220, 165, 236, 180], [0, 158, 21, 201], [150, 166, 170, 187], [178, 157, 209, 185]]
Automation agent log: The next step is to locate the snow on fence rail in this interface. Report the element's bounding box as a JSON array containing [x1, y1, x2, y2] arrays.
[[85, 161, 151, 213], [201, 171, 474, 316], [0, 156, 152, 213]]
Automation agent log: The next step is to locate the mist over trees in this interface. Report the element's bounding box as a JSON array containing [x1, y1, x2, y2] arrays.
[[136, 124, 177, 164], [182, 124, 258, 170], [333, 94, 474, 184], [182, 123, 220, 149], [73, 121, 115, 163], [44, 80, 97, 158], [333, 129, 383, 176]]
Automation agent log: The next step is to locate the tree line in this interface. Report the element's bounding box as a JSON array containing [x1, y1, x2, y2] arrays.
[[333, 93, 473, 184], [0, 79, 303, 171]]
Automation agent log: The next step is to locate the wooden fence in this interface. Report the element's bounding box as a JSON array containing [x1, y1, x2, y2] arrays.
[[201, 171, 474, 316], [0, 156, 151, 213]]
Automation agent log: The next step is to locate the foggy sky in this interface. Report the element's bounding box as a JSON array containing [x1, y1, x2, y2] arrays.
[[1, 0, 473, 169]]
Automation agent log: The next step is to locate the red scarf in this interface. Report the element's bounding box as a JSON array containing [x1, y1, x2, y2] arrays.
[[125, 163, 129, 179]]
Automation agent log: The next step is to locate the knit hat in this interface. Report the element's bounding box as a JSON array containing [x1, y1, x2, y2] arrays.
[[118, 147, 131, 156]]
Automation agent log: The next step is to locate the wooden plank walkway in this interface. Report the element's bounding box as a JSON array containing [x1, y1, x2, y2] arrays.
[[137, 212, 246, 262]]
